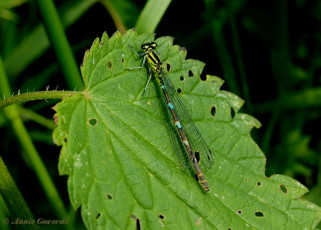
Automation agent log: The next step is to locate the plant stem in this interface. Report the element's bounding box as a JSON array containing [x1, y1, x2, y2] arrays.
[[19, 107, 56, 130], [4, 0, 96, 79], [35, 0, 83, 89], [0, 90, 77, 110], [0, 156, 39, 230]]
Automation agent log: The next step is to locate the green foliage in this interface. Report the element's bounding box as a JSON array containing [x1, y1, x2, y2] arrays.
[[1, 0, 321, 229], [135, 0, 171, 34], [0, 156, 36, 229], [53, 29, 321, 229]]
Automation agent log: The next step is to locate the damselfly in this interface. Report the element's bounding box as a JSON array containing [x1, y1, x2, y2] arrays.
[[126, 42, 213, 192]]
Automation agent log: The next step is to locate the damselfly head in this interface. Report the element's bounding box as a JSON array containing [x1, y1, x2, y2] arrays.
[[141, 42, 157, 51]]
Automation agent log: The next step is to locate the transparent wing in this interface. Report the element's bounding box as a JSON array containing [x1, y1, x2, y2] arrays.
[[159, 95, 192, 171], [160, 70, 214, 170]]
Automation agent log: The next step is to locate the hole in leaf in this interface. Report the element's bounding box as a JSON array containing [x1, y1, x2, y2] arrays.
[[180, 76, 185, 81], [136, 219, 141, 230], [106, 61, 112, 69], [166, 63, 171, 72], [89, 118, 98, 126], [130, 214, 141, 230], [159, 214, 165, 219], [255, 211, 264, 217], [280, 184, 287, 193], [195, 151, 200, 162], [177, 88, 182, 94], [96, 213, 101, 220], [107, 193, 113, 200], [188, 70, 194, 77], [231, 108, 235, 118], [237, 210, 242, 214], [257, 182, 262, 186], [210, 106, 216, 116], [121, 58, 125, 63]]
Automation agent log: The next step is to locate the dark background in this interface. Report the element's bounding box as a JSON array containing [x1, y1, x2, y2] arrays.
[[1, 0, 320, 228]]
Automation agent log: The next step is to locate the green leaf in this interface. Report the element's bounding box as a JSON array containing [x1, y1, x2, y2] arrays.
[[53, 29, 321, 229], [135, 0, 171, 34]]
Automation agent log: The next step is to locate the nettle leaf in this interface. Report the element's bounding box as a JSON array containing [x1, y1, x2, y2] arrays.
[[53, 29, 321, 229]]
